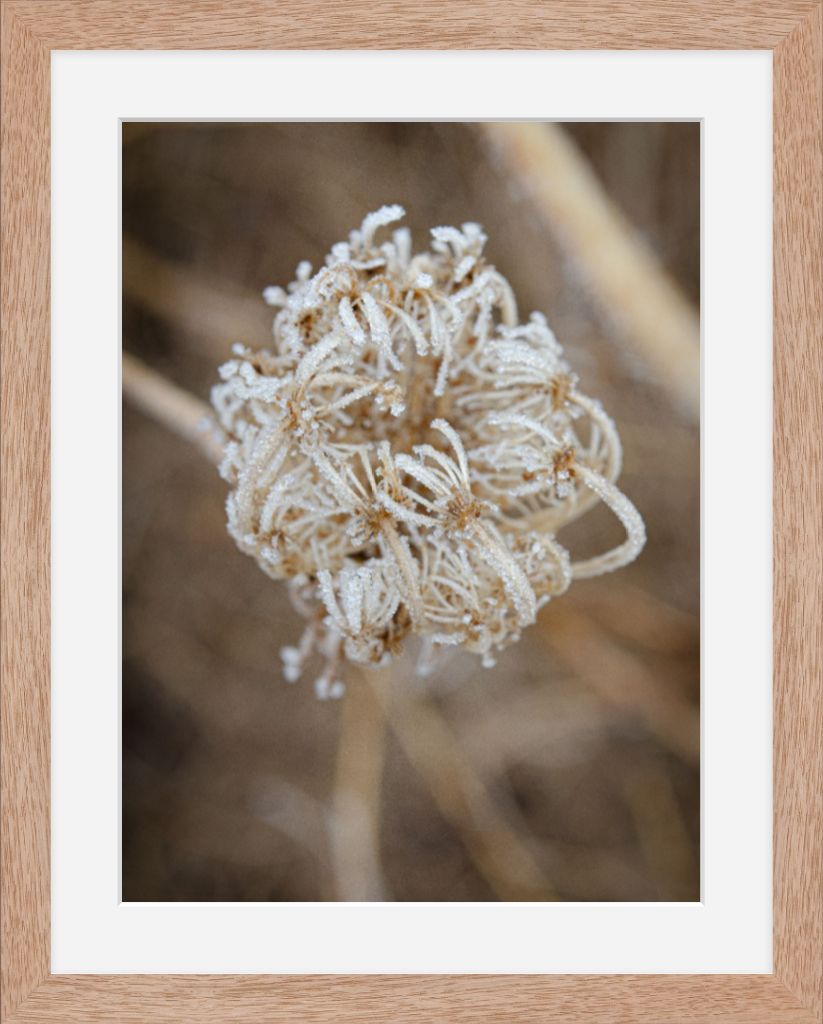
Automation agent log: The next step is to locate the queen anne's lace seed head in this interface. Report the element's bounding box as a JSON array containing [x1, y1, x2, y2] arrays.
[[211, 206, 646, 696]]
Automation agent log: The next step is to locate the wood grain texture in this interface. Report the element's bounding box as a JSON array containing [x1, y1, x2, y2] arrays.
[[0, 4, 51, 1022], [773, 6, 823, 1021], [1, 1, 821, 1022], [3, 974, 817, 1024], [3, 0, 819, 49]]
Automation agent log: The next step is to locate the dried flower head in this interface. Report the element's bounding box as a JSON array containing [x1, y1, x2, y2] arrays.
[[211, 205, 645, 698]]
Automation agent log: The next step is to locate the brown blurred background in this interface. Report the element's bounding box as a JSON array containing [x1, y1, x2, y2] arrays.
[[122, 122, 700, 902]]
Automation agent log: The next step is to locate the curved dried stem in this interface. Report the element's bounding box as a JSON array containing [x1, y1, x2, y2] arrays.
[[540, 602, 699, 763], [479, 122, 700, 420], [123, 235, 270, 362], [122, 352, 223, 464]]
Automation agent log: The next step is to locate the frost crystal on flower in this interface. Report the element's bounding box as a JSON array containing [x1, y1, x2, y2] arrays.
[[211, 206, 646, 697]]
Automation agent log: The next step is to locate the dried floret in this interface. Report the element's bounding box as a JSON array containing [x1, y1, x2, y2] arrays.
[[211, 206, 646, 697]]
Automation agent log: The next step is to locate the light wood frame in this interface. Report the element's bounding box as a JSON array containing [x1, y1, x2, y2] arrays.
[[2, 2, 821, 1021]]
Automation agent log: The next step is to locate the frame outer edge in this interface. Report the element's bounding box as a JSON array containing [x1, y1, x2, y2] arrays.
[[1, 974, 818, 1024], [773, 5, 823, 1022], [6, 0, 822, 50], [0, 5, 52, 1024]]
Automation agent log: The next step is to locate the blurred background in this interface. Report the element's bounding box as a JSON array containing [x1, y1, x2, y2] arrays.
[[122, 122, 700, 902]]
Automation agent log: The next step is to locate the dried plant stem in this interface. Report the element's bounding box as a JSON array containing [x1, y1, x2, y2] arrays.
[[123, 236, 270, 361], [622, 759, 698, 902], [122, 352, 223, 463], [330, 676, 389, 900], [573, 579, 698, 657], [541, 603, 699, 763], [361, 667, 557, 901], [480, 122, 700, 420]]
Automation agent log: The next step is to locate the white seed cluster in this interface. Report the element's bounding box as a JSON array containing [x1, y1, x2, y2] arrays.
[[211, 206, 646, 698]]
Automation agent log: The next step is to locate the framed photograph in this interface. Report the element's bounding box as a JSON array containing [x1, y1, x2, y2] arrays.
[[2, 3, 820, 1022]]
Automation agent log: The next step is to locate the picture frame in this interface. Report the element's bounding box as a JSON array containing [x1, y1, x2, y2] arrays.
[[1, 2, 820, 1021]]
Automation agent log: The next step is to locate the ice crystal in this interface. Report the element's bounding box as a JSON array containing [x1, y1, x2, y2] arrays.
[[211, 206, 646, 697]]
